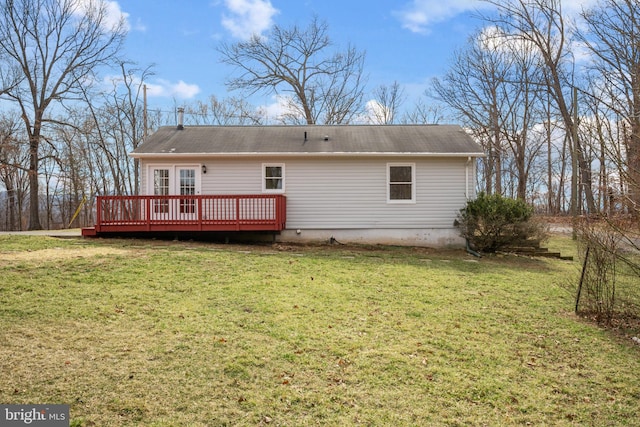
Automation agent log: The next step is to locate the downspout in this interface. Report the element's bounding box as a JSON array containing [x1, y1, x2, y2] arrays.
[[466, 239, 482, 258]]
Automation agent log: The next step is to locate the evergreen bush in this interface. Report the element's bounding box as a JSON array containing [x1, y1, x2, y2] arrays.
[[456, 192, 547, 253]]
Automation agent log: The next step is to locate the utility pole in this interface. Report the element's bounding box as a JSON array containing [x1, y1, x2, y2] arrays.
[[143, 84, 148, 140]]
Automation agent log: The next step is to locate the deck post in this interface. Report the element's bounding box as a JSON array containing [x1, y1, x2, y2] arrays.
[[95, 196, 102, 233], [198, 196, 203, 231], [235, 197, 241, 231], [146, 197, 151, 231]]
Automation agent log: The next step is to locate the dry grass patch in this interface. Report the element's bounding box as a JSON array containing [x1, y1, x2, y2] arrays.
[[1, 246, 132, 264]]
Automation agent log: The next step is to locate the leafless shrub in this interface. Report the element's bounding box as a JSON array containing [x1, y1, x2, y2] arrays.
[[575, 216, 640, 325]]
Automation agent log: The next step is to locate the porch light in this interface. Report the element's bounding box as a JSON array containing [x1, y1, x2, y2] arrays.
[[202, 165, 207, 174]]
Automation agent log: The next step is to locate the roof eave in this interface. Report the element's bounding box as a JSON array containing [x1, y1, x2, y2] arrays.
[[129, 152, 486, 159]]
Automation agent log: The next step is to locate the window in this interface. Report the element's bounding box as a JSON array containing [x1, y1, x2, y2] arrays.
[[153, 169, 170, 213], [388, 163, 415, 203], [263, 164, 284, 192]]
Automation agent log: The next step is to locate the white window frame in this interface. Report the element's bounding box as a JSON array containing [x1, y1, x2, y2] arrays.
[[387, 163, 416, 204], [262, 163, 285, 193]]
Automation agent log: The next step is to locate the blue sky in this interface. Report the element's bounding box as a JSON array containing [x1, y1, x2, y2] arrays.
[[109, 0, 595, 119]]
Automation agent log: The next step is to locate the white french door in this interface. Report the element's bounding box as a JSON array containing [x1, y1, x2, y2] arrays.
[[177, 167, 197, 219], [148, 165, 201, 220]]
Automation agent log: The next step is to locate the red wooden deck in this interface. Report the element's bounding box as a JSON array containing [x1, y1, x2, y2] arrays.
[[82, 194, 286, 236]]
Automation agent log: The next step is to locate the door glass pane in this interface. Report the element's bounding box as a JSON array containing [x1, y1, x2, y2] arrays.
[[180, 169, 196, 213], [153, 169, 169, 213], [154, 169, 170, 195], [180, 169, 196, 195]]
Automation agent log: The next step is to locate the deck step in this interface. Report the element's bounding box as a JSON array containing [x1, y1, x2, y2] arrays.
[[81, 227, 97, 237]]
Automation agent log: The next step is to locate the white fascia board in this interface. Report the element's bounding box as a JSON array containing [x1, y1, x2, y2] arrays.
[[130, 152, 486, 159]]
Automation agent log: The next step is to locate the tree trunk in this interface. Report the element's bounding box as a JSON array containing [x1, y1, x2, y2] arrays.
[[485, 144, 494, 194], [557, 134, 568, 214], [495, 139, 503, 195], [27, 134, 42, 230], [578, 145, 597, 214], [8, 188, 17, 230], [516, 145, 527, 200], [629, 124, 640, 215], [547, 120, 554, 213]]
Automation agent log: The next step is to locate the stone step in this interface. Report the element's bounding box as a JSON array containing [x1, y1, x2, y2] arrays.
[[502, 246, 573, 261]]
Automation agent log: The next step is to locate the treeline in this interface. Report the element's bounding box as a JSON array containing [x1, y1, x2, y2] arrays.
[[1, 0, 639, 231], [433, 0, 639, 218]]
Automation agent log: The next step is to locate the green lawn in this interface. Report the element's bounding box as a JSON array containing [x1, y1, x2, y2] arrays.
[[1, 236, 639, 426]]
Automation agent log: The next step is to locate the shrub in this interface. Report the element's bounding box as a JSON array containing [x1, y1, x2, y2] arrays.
[[574, 216, 640, 325], [456, 192, 547, 253]]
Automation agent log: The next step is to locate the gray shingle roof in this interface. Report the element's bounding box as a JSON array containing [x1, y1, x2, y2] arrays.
[[131, 124, 484, 157]]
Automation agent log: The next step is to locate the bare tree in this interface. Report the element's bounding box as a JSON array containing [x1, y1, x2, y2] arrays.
[[185, 95, 264, 126], [481, 0, 597, 214], [0, 53, 21, 96], [500, 37, 547, 201], [577, 0, 640, 216], [217, 16, 366, 125], [0, 112, 27, 230], [100, 62, 152, 195], [432, 30, 513, 195], [402, 95, 447, 124], [368, 81, 406, 124], [570, 1, 640, 324], [434, 27, 550, 201], [0, 0, 126, 229]]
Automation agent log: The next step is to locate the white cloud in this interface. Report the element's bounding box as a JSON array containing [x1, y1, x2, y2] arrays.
[[477, 25, 538, 55], [258, 95, 298, 122], [475, 10, 596, 64], [132, 18, 147, 33], [364, 99, 391, 124], [71, 0, 131, 32], [396, 0, 603, 35], [221, 0, 279, 40], [103, 74, 200, 100], [145, 79, 201, 99], [561, 0, 600, 16], [103, 1, 130, 31], [394, 0, 489, 34]]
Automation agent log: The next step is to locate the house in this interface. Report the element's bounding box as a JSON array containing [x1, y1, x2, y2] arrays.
[[82, 122, 484, 248]]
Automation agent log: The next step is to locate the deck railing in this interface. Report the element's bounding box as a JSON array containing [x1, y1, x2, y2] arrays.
[[91, 194, 286, 234]]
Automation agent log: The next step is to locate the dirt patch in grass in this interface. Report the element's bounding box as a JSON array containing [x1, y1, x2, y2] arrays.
[[0, 246, 132, 264]]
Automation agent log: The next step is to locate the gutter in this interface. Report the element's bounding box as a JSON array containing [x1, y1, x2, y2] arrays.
[[130, 152, 487, 159]]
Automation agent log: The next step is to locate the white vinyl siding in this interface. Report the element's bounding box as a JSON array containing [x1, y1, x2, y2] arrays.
[[284, 158, 466, 229], [140, 157, 471, 230]]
